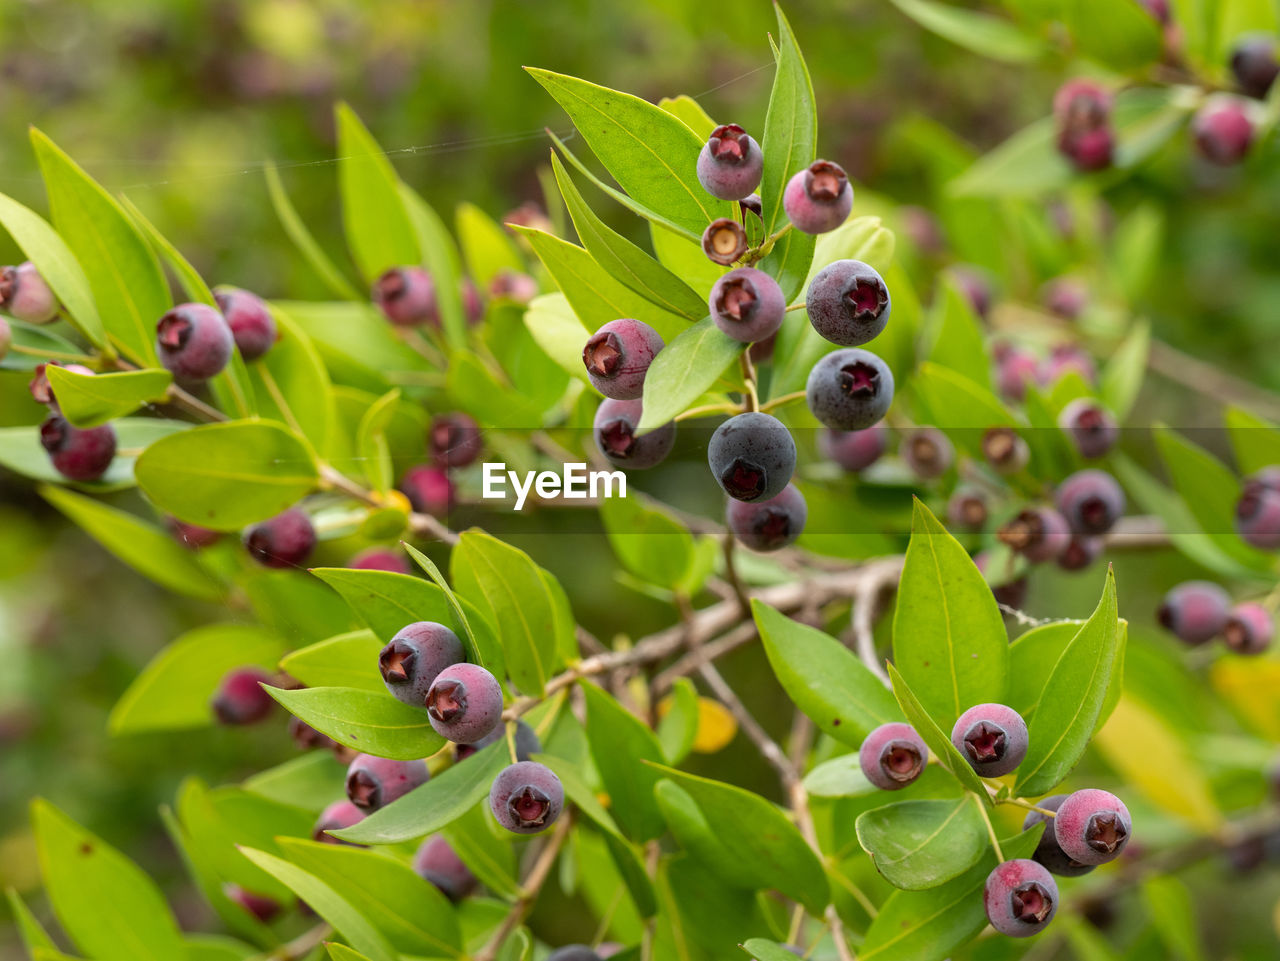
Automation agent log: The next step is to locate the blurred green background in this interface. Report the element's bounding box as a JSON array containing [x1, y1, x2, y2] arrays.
[[3, 0, 1280, 956]]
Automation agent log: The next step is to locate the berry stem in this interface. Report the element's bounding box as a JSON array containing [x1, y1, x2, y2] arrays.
[[785, 301, 808, 312], [982, 782, 1058, 817], [740, 352, 760, 412], [974, 793, 1006, 862], [721, 532, 752, 619], [760, 390, 807, 413], [505, 721, 519, 764], [6, 343, 98, 364], [674, 401, 741, 421]]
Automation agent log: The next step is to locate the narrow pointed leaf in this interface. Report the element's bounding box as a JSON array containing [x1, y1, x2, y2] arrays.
[[264, 685, 445, 760], [637, 316, 742, 431]]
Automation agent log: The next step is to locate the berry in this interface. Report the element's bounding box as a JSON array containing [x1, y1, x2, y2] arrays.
[[806, 260, 891, 347], [951, 266, 993, 320], [210, 668, 275, 725], [1231, 34, 1280, 99], [0, 317, 9, 361], [223, 884, 281, 922], [948, 488, 989, 530], [739, 194, 763, 219], [489, 270, 539, 305], [430, 412, 483, 468], [1193, 99, 1255, 165], [784, 160, 853, 234], [902, 427, 954, 480], [998, 507, 1071, 563], [156, 303, 234, 382], [859, 722, 928, 791], [489, 760, 564, 834], [982, 428, 1030, 475], [819, 422, 887, 472], [1053, 789, 1132, 865], [707, 411, 797, 502], [1157, 580, 1232, 645], [1055, 469, 1125, 536], [379, 621, 466, 707], [167, 518, 221, 550], [546, 948, 602, 961], [696, 124, 764, 201], [0, 262, 59, 324], [748, 331, 777, 364], [213, 286, 277, 361], [1054, 80, 1114, 171], [726, 483, 807, 552], [39, 414, 116, 482], [1058, 535, 1104, 572], [701, 218, 748, 266], [1023, 795, 1095, 877], [1058, 399, 1119, 459], [348, 547, 410, 574], [805, 348, 894, 431], [1041, 277, 1088, 320], [401, 465, 455, 517], [1138, 0, 1171, 23], [983, 859, 1059, 937], [455, 719, 542, 763], [582, 319, 665, 400], [460, 277, 485, 326], [1222, 602, 1273, 655], [994, 345, 1039, 403], [289, 716, 342, 754], [951, 703, 1029, 777], [593, 399, 676, 469], [709, 268, 786, 343], [29, 362, 96, 407], [899, 205, 945, 255], [373, 267, 437, 326], [243, 507, 316, 569], [1038, 344, 1096, 387], [413, 835, 477, 901], [313, 800, 365, 844], [427, 663, 503, 743], [345, 753, 429, 812], [1236, 475, 1280, 549]]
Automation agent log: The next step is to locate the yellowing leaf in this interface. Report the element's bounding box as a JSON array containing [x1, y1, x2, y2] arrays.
[[691, 697, 737, 754], [1209, 656, 1280, 741]]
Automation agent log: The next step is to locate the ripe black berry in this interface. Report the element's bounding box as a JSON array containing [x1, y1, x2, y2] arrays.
[[707, 411, 797, 503], [805, 348, 894, 431], [214, 286, 277, 361], [709, 268, 786, 343], [39, 414, 117, 482], [243, 507, 316, 569], [593, 399, 676, 470], [805, 259, 891, 347], [726, 483, 807, 552], [156, 303, 234, 382]]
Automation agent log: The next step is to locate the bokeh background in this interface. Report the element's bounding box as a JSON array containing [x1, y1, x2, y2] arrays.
[[3, 0, 1279, 957]]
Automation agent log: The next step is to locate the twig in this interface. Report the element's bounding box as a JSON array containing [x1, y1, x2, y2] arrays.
[[317, 463, 459, 544], [1148, 339, 1280, 421], [849, 556, 903, 685], [266, 922, 330, 959], [651, 620, 759, 695], [675, 401, 740, 422], [722, 533, 752, 619], [760, 390, 807, 413], [791, 780, 857, 961]]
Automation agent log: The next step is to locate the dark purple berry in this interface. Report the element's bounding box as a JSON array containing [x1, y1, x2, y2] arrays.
[[1058, 399, 1119, 459], [1053, 789, 1132, 865], [1038, 344, 1097, 388], [995, 346, 1039, 402], [701, 218, 748, 266], [1041, 277, 1088, 320], [489, 760, 564, 834], [39, 414, 116, 482], [948, 487, 989, 531], [156, 303, 234, 382], [214, 286, 277, 361], [582, 319, 665, 400], [709, 268, 786, 343], [348, 547, 410, 574], [211, 668, 275, 725], [167, 518, 222, 550], [29, 362, 95, 408], [805, 348, 894, 431], [243, 507, 316, 569], [412, 835, 477, 901], [1231, 34, 1280, 99], [819, 422, 888, 472], [726, 483, 807, 552], [313, 800, 365, 844], [1058, 535, 1104, 572], [1222, 602, 1273, 655], [783, 160, 853, 234], [708, 411, 796, 503], [379, 621, 466, 707], [345, 753, 429, 811], [982, 427, 1030, 475], [430, 412, 483, 468], [0, 262, 59, 324], [427, 663, 503, 743], [805, 259, 890, 347], [460, 277, 485, 326], [1157, 580, 1231, 645], [1054, 80, 1114, 172], [455, 719, 541, 763], [1236, 475, 1280, 549], [998, 507, 1071, 563], [952, 266, 993, 320], [859, 722, 928, 791], [1193, 99, 1255, 165], [401, 465, 455, 517], [984, 859, 1059, 937], [902, 427, 954, 480], [223, 884, 281, 922], [697, 124, 764, 201], [1024, 795, 1095, 878], [593, 398, 675, 470], [489, 270, 539, 305], [1056, 469, 1125, 535], [373, 267, 437, 326], [289, 716, 344, 755], [951, 703, 1028, 777]]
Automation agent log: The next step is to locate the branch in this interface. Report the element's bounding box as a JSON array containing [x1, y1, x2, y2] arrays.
[[790, 780, 857, 961], [1148, 339, 1280, 421], [849, 556, 903, 685]]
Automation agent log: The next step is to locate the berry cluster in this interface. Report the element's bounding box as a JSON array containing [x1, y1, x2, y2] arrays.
[[860, 705, 1132, 939], [1157, 580, 1274, 655]]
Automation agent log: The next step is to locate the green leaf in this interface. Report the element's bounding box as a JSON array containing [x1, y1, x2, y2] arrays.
[[277, 838, 463, 957], [32, 799, 184, 961], [1224, 406, 1280, 474], [1111, 86, 1195, 168], [403, 543, 492, 669], [914, 363, 1018, 448], [247, 307, 334, 455], [400, 184, 468, 350], [327, 946, 373, 961], [31, 128, 170, 365], [0, 417, 183, 491], [526, 68, 733, 235], [657, 677, 700, 765], [135, 420, 318, 530], [5, 888, 57, 953], [581, 682, 667, 841], [924, 280, 990, 391], [523, 292, 592, 382], [451, 529, 558, 696], [264, 685, 445, 761], [659, 95, 717, 138], [279, 630, 384, 693], [637, 316, 742, 431], [645, 764, 829, 915], [456, 202, 525, 289], [950, 116, 1071, 198], [892, 499, 1008, 728], [802, 753, 877, 798], [242, 751, 347, 812], [1015, 567, 1121, 796], [238, 848, 397, 961], [334, 744, 509, 844], [533, 752, 620, 837], [888, 0, 1045, 63], [0, 191, 111, 354], [742, 939, 806, 961], [855, 797, 988, 891], [0, 320, 86, 371], [440, 800, 520, 898], [109, 624, 287, 734], [354, 389, 399, 494], [599, 493, 695, 589], [858, 828, 1041, 961], [755, 599, 901, 746], [1141, 876, 1207, 961], [44, 366, 172, 428], [1008, 620, 1127, 734], [264, 163, 362, 301], [39, 484, 224, 601], [886, 663, 992, 802], [335, 103, 420, 283], [1100, 321, 1150, 419], [1111, 205, 1164, 303], [1066, 0, 1163, 69]]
